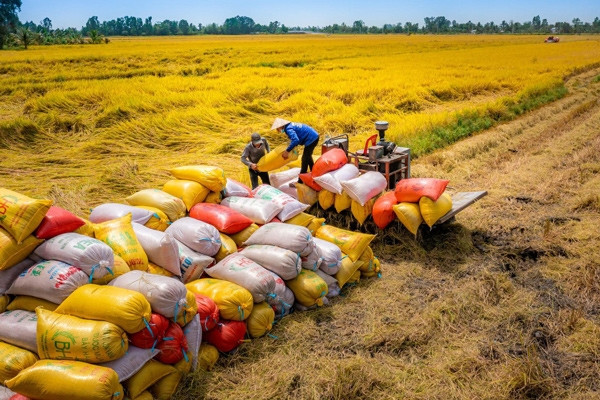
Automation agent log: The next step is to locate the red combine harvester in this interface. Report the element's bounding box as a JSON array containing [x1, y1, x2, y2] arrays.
[[544, 36, 559, 43]]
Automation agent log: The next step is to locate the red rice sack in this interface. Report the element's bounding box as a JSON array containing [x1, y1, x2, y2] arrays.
[[205, 320, 247, 353], [129, 313, 170, 349], [372, 192, 399, 229], [224, 179, 252, 198], [194, 293, 220, 332], [299, 172, 322, 191], [189, 203, 253, 234], [156, 322, 188, 364], [35, 206, 84, 239], [394, 178, 450, 203], [312, 148, 347, 177]]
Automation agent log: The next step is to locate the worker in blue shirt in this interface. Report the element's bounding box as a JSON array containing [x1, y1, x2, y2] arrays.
[[271, 118, 320, 184]]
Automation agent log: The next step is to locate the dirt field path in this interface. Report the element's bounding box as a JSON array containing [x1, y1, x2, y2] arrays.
[[181, 69, 600, 400]]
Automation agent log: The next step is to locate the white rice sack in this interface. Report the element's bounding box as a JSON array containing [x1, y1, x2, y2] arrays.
[[165, 217, 221, 257], [239, 244, 301, 280], [316, 269, 341, 298], [220, 196, 282, 225], [340, 171, 388, 206], [0, 258, 34, 294], [313, 163, 359, 194], [183, 314, 202, 371], [6, 260, 89, 304], [177, 241, 214, 284], [269, 168, 301, 189], [224, 179, 251, 198], [0, 310, 38, 353], [100, 345, 157, 382], [0, 386, 17, 400], [243, 223, 312, 254], [33, 232, 114, 280], [205, 254, 275, 303], [89, 203, 154, 225], [132, 223, 181, 276], [301, 241, 323, 272], [278, 183, 298, 199], [109, 270, 187, 318], [314, 237, 342, 275], [252, 185, 309, 221], [265, 271, 294, 320]]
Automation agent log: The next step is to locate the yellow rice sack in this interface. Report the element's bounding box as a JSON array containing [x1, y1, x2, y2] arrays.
[[256, 145, 299, 172], [132, 391, 153, 400], [6, 359, 124, 400], [197, 343, 219, 371], [74, 218, 97, 237], [215, 233, 237, 262], [315, 224, 375, 262], [137, 206, 170, 231], [334, 191, 352, 213], [7, 295, 58, 312], [36, 308, 127, 363], [335, 254, 362, 288], [246, 301, 275, 338], [204, 191, 223, 204], [92, 254, 130, 285], [419, 192, 453, 227], [176, 290, 198, 327], [0, 341, 38, 383], [229, 223, 259, 247], [147, 262, 175, 277], [0, 294, 8, 312], [170, 165, 227, 193], [357, 247, 380, 275], [0, 228, 43, 270], [285, 212, 315, 228], [286, 269, 328, 307], [296, 183, 318, 206], [163, 179, 210, 211], [124, 360, 176, 399], [307, 217, 325, 236], [393, 202, 423, 236], [150, 357, 189, 400], [94, 214, 148, 271], [125, 189, 186, 222], [186, 278, 253, 321], [361, 257, 381, 278], [55, 284, 152, 334], [318, 189, 335, 210], [346, 269, 361, 285], [0, 188, 52, 244], [351, 197, 375, 225]]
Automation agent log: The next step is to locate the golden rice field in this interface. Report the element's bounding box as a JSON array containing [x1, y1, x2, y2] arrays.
[[1, 34, 600, 213]]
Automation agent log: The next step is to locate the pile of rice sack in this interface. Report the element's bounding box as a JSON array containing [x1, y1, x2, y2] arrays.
[[0, 161, 380, 400], [291, 148, 453, 234]]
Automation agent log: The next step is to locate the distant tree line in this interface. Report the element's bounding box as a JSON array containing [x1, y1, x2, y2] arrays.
[[2, 2, 600, 50]]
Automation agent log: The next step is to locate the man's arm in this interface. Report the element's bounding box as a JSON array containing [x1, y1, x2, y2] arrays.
[[240, 144, 252, 167], [285, 127, 299, 152]]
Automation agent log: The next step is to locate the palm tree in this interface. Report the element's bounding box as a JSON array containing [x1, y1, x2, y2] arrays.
[[15, 28, 34, 49], [88, 29, 102, 44]]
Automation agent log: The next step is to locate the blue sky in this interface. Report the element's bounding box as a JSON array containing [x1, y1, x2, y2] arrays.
[[19, 0, 600, 29]]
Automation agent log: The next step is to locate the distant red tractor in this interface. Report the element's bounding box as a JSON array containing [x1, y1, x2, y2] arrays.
[[544, 36, 560, 43]]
